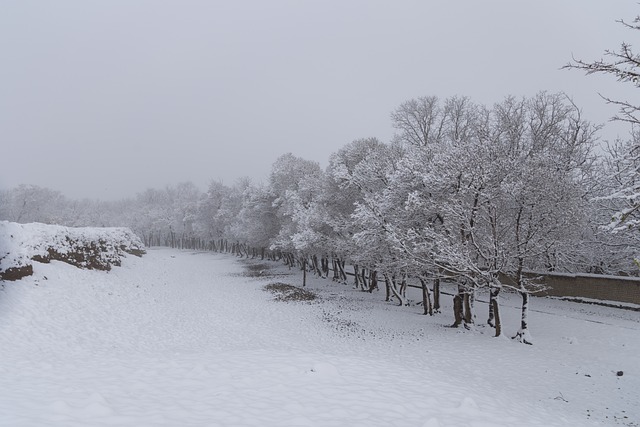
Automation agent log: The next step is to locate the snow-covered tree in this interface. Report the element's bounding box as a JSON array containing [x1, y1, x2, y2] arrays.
[[268, 153, 324, 281], [325, 138, 387, 265], [231, 182, 279, 254], [602, 132, 640, 233], [195, 180, 233, 243], [565, 10, 640, 243], [591, 132, 640, 267], [0, 185, 68, 224], [346, 141, 411, 300], [378, 93, 598, 341], [489, 93, 597, 343]]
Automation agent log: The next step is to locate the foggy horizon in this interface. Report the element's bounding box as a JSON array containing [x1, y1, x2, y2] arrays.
[[2, 1, 636, 201]]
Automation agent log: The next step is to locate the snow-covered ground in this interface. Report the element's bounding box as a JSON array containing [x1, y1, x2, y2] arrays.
[[0, 248, 637, 426], [0, 221, 144, 280]]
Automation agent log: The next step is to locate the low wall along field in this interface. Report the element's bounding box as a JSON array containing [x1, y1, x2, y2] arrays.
[[0, 221, 145, 281], [540, 272, 640, 305], [495, 270, 640, 306]]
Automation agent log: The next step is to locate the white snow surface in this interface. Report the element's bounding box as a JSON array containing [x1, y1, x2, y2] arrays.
[[0, 248, 638, 426]]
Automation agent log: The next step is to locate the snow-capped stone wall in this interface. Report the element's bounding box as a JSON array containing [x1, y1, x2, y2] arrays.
[[0, 221, 145, 281]]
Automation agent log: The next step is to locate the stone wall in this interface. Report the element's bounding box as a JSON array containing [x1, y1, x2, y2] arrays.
[[540, 272, 640, 305], [499, 271, 640, 305]]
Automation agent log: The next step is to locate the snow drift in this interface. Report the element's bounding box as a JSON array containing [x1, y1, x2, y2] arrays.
[[0, 221, 145, 281]]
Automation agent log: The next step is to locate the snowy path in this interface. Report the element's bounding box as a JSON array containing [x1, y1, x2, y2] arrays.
[[0, 249, 637, 426]]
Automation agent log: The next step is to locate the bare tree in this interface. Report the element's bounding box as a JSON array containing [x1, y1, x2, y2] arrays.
[[391, 96, 444, 147], [563, 13, 640, 126]]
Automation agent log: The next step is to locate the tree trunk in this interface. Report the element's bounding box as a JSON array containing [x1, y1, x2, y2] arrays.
[[368, 270, 378, 293], [399, 274, 408, 302], [337, 259, 347, 282], [488, 290, 496, 328], [302, 258, 307, 287], [312, 255, 322, 277], [463, 290, 475, 328], [386, 274, 407, 306], [488, 285, 502, 337], [420, 278, 433, 316], [360, 268, 369, 291], [452, 294, 464, 327], [433, 278, 441, 313], [333, 258, 342, 282], [383, 274, 391, 302], [321, 257, 329, 277], [491, 297, 502, 338], [463, 293, 471, 325], [513, 291, 533, 344]]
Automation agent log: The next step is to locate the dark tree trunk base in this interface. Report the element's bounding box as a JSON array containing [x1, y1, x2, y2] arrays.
[[513, 329, 533, 345], [451, 294, 464, 327]]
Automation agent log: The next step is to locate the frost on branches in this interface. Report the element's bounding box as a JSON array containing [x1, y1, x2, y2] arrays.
[[602, 134, 640, 234]]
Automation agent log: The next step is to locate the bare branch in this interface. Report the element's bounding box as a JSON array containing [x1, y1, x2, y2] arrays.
[[563, 13, 640, 127]]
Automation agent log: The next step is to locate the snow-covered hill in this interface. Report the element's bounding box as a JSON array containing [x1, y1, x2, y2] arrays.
[[0, 221, 144, 280], [0, 248, 637, 426]]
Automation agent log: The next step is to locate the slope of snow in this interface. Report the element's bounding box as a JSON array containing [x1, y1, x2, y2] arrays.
[[0, 221, 144, 278], [0, 248, 637, 426]]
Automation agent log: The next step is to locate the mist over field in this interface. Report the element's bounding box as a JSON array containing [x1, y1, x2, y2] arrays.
[[0, 1, 636, 200]]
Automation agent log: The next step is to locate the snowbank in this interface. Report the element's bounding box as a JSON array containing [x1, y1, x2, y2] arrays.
[[0, 221, 145, 281]]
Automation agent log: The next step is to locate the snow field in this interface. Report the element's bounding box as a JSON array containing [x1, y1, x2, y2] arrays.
[[0, 248, 637, 426]]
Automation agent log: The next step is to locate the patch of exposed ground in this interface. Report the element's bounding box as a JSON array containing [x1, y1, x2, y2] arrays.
[[263, 283, 318, 302], [235, 261, 292, 279]]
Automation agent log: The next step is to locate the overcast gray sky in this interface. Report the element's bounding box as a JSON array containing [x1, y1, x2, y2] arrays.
[[1, 1, 637, 200]]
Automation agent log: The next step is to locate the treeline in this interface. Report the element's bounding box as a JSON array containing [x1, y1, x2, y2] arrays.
[[2, 92, 638, 344]]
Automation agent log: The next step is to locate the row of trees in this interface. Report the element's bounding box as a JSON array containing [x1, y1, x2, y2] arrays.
[[2, 91, 637, 344]]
